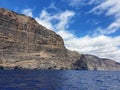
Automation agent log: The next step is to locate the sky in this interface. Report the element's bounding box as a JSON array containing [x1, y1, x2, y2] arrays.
[[0, 0, 120, 62]]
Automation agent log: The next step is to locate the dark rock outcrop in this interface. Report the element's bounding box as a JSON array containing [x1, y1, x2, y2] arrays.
[[0, 8, 120, 70], [73, 54, 120, 71]]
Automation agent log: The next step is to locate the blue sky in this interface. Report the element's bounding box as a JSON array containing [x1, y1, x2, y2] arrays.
[[0, 0, 120, 62]]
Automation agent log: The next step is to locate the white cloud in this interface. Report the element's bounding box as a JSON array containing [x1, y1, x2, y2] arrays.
[[90, 0, 120, 17], [57, 30, 74, 40], [55, 10, 75, 30], [35, 9, 75, 40], [89, 0, 120, 35], [64, 0, 82, 7], [35, 10, 53, 30], [22, 9, 33, 17], [88, 0, 102, 5], [65, 35, 120, 62], [69, 0, 81, 7], [64, 0, 102, 8]]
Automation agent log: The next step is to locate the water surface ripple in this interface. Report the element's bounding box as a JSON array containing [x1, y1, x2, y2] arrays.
[[0, 70, 120, 90]]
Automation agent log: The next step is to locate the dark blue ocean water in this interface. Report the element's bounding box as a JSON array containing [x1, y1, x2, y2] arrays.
[[0, 70, 120, 90]]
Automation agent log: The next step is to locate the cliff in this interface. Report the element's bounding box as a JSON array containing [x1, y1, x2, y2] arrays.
[[73, 54, 120, 71], [0, 8, 120, 70]]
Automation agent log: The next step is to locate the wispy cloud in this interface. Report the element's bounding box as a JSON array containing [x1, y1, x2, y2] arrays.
[[35, 9, 75, 40], [88, 0, 102, 5], [63, 0, 82, 8], [89, 0, 120, 35], [63, 0, 102, 8], [90, 0, 120, 17], [35, 10, 54, 30], [22, 9, 33, 17], [48, 2, 57, 10]]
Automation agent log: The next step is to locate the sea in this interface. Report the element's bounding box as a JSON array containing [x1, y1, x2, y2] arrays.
[[0, 70, 120, 90]]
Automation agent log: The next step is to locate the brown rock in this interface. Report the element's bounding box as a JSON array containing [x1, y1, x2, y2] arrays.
[[0, 8, 120, 70], [0, 8, 71, 69]]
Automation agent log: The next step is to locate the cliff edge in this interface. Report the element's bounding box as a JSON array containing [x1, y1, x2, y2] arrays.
[[0, 8, 120, 70]]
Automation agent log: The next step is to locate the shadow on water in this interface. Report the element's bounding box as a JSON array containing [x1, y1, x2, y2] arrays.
[[0, 70, 120, 90]]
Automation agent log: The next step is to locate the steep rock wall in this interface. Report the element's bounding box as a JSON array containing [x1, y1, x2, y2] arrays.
[[0, 8, 120, 70], [0, 8, 67, 64]]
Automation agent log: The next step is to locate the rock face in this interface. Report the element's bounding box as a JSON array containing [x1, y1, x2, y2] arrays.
[[0, 8, 120, 70], [73, 54, 120, 71], [0, 8, 78, 70]]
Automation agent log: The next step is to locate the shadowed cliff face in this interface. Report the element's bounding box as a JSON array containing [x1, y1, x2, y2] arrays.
[[0, 8, 120, 70], [73, 54, 120, 71]]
